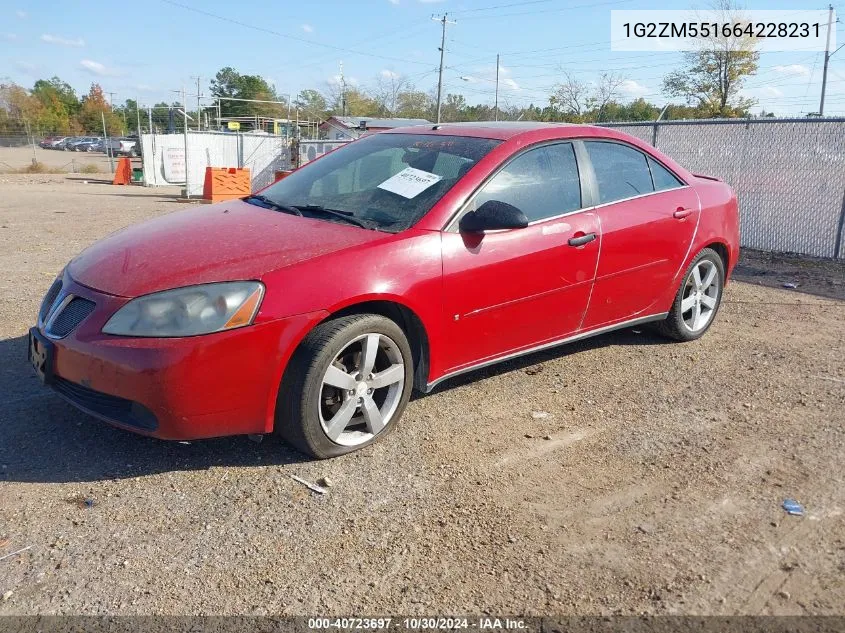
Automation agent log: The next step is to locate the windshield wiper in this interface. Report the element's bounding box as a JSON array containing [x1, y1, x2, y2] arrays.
[[243, 194, 302, 216], [293, 205, 375, 230]]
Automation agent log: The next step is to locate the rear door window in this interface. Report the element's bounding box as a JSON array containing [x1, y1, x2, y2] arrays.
[[584, 141, 654, 204]]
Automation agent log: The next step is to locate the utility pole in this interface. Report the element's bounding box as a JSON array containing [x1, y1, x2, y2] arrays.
[[494, 53, 500, 121], [136, 96, 142, 137], [339, 61, 347, 117], [182, 86, 190, 199], [192, 76, 202, 131], [432, 13, 456, 124], [101, 111, 114, 173], [819, 5, 843, 116]]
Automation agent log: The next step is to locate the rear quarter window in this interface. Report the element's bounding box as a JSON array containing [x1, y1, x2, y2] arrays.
[[648, 156, 685, 191]]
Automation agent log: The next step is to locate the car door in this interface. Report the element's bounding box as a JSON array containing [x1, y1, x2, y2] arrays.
[[441, 142, 601, 372], [580, 140, 699, 329]]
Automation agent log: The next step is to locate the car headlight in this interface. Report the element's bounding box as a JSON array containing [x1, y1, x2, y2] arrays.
[[102, 281, 264, 337]]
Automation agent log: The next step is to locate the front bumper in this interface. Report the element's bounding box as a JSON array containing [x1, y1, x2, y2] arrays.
[[33, 275, 327, 440]]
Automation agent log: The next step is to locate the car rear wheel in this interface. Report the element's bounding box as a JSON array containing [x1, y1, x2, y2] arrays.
[[276, 314, 413, 458], [656, 247, 725, 342]]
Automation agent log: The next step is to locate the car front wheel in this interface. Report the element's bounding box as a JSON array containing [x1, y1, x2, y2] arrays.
[[657, 247, 725, 342], [276, 314, 414, 458]]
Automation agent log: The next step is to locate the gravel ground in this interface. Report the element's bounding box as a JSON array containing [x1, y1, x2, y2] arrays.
[[0, 174, 843, 615], [0, 146, 131, 173]]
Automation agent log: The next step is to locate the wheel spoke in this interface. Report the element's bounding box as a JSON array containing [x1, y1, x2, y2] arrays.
[[369, 363, 404, 389], [323, 365, 357, 390], [361, 395, 385, 434], [692, 303, 703, 330], [701, 294, 717, 309], [681, 295, 696, 313], [700, 264, 717, 291], [691, 266, 703, 289], [325, 398, 358, 441], [360, 334, 380, 377]]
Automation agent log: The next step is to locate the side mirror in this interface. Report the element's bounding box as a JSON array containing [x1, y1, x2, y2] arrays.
[[459, 200, 529, 233]]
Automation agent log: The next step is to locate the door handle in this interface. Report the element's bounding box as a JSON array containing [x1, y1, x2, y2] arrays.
[[673, 208, 693, 219], [568, 232, 596, 247]]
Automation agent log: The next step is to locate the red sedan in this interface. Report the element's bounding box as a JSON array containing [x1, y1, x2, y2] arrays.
[[29, 122, 739, 458]]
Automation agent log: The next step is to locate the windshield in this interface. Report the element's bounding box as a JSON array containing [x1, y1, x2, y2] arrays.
[[257, 133, 501, 232]]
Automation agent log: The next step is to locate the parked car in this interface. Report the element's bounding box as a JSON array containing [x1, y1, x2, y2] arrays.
[[60, 136, 82, 151], [67, 136, 100, 151], [29, 122, 739, 458], [102, 137, 139, 157], [48, 137, 69, 149], [76, 137, 103, 152], [39, 137, 57, 149]]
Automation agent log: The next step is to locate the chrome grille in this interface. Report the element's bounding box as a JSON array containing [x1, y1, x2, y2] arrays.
[[38, 279, 63, 323], [46, 297, 96, 338]]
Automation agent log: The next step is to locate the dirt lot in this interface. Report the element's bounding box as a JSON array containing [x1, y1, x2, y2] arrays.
[[0, 174, 843, 616], [0, 146, 130, 174]]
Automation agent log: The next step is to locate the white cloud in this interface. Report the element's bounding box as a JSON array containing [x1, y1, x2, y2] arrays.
[[80, 59, 120, 76], [773, 64, 810, 76], [136, 84, 155, 92], [15, 9, 27, 18], [41, 33, 86, 47], [759, 86, 784, 97], [619, 79, 650, 97], [388, 0, 400, 4], [301, 24, 314, 33], [380, 69, 400, 80]]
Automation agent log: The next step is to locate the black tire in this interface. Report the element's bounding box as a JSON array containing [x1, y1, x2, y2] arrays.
[[275, 314, 414, 459], [656, 247, 725, 342]]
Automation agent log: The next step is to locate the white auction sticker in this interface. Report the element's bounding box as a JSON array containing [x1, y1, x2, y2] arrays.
[[377, 167, 442, 199]]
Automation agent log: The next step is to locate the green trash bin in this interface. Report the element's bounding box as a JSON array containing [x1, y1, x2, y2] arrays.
[[131, 168, 143, 183]]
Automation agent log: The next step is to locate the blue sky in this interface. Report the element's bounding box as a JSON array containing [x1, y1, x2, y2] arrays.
[[2, 0, 844, 116]]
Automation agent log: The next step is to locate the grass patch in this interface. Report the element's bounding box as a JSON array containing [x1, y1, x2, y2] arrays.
[[16, 162, 65, 174], [79, 163, 101, 174]]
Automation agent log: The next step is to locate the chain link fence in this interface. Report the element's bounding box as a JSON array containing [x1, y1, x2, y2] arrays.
[[602, 117, 845, 259]]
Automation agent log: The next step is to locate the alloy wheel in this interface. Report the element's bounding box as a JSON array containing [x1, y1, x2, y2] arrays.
[[681, 259, 720, 333], [318, 333, 405, 446]]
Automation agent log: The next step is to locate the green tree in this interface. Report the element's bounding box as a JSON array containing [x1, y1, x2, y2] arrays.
[[439, 93, 467, 122], [662, 1, 759, 117], [329, 86, 380, 117], [396, 89, 433, 119], [293, 89, 328, 120], [210, 67, 286, 118]]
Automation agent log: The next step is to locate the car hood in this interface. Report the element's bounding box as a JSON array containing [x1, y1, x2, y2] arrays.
[[69, 200, 387, 297]]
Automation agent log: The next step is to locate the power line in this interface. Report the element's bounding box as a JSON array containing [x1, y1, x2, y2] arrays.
[[161, 0, 432, 67]]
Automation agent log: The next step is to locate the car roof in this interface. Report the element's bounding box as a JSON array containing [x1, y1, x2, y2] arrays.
[[384, 120, 610, 141]]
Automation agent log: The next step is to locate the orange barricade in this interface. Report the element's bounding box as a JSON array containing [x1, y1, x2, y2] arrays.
[[202, 167, 251, 202], [112, 158, 132, 185]]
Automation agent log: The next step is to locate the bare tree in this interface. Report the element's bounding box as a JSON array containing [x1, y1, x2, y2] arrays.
[[550, 71, 625, 121], [591, 72, 625, 122], [550, 73, 589, 118], [372, 72, 409, 116]]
